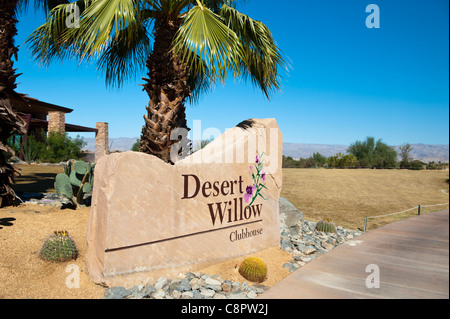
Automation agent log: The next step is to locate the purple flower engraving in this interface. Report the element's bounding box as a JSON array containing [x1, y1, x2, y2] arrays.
[[244, 185, 256, 203], [245, 152, 268, 207]]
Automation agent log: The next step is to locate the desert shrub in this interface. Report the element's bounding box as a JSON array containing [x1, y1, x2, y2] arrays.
[[37, 131, 86, 163], [327, 153, 358, 168], [409, 160, 425, 170], [282, 156, 299, 168], [131, 138, 140, 152], [21, 134, 40, 163], [312, 152, 327, 167], [426, 161, 448, 170]]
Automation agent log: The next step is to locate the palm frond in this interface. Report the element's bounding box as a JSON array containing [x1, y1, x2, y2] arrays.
[[172, 4, 243, 83], [96, 13, 152, 87], [186, 55, 212, 104], [219, 4, 288, 98], [27, 0, 144, 64]]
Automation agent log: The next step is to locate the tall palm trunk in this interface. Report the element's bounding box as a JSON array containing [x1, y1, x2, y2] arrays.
[[139, 18, 192, 163], [0, 0, 26, 207]]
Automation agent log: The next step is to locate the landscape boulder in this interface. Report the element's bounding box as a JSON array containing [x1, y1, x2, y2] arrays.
[[279, 197, 304, 234]]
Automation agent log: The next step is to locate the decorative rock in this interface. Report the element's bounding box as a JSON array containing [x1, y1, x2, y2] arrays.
[[181, 291, 194, 299], [229, 292, 248, 299], [283, 263, 296, 272], [303, 246, 316, 255], [189, 278, 201, 290], [231, 281, 241, 292], [300, 256, 312, 263], [199, 288, 215, 298], [321, 241, 335, 251], [252, 285, 269, 294], [104, 286, 131, 299], [155, 277, 168, 290], [172, 290, 182, 299], [141, 285, 156, 297], [152, 289, 166, 299], [247, 290, 258, 299], [204, 277, 222, 291], [279, 197, 304, 233], [175, 279, 191, 292], [222, 280, 232, 292]]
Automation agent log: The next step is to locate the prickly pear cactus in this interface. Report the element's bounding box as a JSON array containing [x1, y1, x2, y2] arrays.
[[238, 257, 267, 283], [40, 231, 78, 262], [315, 218, 337, 233], [55, 160, 95, 207], [55, 173, 73, 199]]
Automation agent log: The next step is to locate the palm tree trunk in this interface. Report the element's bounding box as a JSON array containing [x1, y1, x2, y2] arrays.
[[139, 19, 192, 164], [0, 0, 20, 96], [0, 0, 26, 207]]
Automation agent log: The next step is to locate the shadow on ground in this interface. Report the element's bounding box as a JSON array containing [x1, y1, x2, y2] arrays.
[[0, 217, 16, 229], [13, 172, 59, 193]]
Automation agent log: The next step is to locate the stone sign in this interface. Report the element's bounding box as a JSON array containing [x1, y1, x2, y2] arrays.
[[85, 118, 282, 285]]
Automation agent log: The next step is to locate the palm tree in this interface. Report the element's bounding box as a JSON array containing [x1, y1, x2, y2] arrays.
[[27, 0, 288, 163], [0, 0, 67, 206]]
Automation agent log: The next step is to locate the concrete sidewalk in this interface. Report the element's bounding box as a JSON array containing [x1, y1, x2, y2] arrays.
[[260, 210, 449, 299]]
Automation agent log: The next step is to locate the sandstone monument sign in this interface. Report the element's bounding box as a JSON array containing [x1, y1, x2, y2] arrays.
[[85, 118, 282, 286]]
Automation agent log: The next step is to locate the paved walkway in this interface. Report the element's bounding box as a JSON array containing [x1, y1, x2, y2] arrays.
[[261, 210, 449, 299]]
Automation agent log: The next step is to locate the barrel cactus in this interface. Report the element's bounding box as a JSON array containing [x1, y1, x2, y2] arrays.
[[40, 231, 78, 262], [55, 160, 95, 207], [238, 257, 267, 283], [315, 218, 337, 233]]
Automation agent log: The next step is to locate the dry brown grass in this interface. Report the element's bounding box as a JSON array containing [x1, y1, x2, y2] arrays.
[[13, 164, 64, 193], [281, 168, 449, 231]]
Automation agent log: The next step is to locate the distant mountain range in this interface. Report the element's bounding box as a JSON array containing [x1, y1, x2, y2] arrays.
[[283, 143, 449, 163], [81, 138, 449, 163]]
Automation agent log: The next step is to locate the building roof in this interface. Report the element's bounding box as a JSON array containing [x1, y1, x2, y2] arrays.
[[10, 93, 97, 133], [29, 118, 98, 133], [11, 94, 74, 115]]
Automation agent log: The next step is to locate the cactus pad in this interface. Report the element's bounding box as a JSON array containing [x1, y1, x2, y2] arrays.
[[55, 160, 94, 207], [238, 257, 267, 283], [55, 174, 73, 199], [40, 231, 78, 262], [73, 161, 87, 175]]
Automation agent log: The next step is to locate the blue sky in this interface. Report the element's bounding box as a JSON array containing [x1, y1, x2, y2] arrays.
[[13, 0, 449, 145]]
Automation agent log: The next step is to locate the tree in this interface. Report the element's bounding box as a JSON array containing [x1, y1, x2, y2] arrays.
[[372, 142, 398, 169], [312, 152, 327, 167], [399, 143, 413, 169], [131, 139, 140, 152], [0, 0, 67, 206], [27, 0, 288, 163], [347, 137, 398, 168], [326, 152, 357, 168], [282, 156, 299, 168]]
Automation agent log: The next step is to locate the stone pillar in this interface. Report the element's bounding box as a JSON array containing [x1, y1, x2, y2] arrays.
[[48, 111, 65, 134], [95, 122, 109, 161]]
